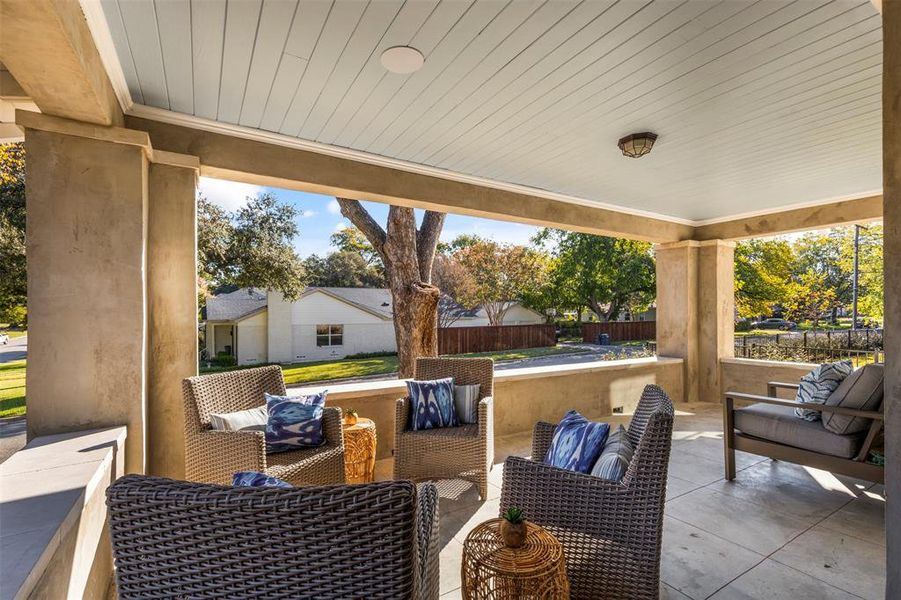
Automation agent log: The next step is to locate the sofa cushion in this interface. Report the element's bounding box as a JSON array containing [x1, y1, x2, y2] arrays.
[[735, 402, 865, 459], [407, 378, 458, 430], [822, 364, 884, 435], [545, 410, 610, 474], [265, 391, 327, 453], [590, 424, 634, 482], [794, 360, 853, 421]]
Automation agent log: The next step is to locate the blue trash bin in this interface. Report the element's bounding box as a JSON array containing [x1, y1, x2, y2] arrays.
[[598, 333, 610, 345]]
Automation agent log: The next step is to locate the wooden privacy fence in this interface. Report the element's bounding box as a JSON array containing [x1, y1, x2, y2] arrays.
[[582, 321, 656, 343], [439, 324, 556, 355]]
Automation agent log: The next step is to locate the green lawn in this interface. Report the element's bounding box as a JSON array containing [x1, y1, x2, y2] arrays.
[[200, 345, 591, 386], [0, 360, 26, 418]]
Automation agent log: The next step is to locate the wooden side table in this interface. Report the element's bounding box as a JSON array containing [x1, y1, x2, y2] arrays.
[[462, 518, 569, 599], [342, 417, 377, 483]]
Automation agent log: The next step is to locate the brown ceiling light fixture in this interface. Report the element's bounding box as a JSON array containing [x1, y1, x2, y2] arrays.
[[618, 132, 658, 158]]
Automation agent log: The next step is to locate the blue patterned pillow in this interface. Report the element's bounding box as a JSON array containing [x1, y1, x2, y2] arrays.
[[544, 410, 610, 473], [407, 378, 457, 430], [590, 425, 634, 481], [265, 391, 327, 453], [232, 471, 292, 488], [794, 361, 853, 421]]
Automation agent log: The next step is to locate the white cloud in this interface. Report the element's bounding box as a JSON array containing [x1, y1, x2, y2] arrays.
[[327, 199, 341, 214], [300, 210, 318, 218], [333, 220, 350, 233], [198, 177, 264, 212]]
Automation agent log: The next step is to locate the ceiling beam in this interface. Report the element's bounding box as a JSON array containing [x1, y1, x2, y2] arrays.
[[693, 195, 883, 241], [0, 0, 122, 126], [126, 115, 694, 243]]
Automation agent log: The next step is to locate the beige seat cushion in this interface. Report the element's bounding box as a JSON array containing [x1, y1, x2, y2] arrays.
[[734, 403, 864, 459], [822, 364, 884, 435]]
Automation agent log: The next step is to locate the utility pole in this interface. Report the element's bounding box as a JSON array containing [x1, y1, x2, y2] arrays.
[[852, 224, 867, 329]]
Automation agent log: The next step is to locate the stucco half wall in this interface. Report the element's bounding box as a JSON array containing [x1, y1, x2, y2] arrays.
[[290, 357, 683, 460], [721, 358, 817, 399]]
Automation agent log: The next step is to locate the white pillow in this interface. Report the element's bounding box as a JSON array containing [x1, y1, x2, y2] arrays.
[[209, 406, 267, 431], [453, 384, 481, 425]]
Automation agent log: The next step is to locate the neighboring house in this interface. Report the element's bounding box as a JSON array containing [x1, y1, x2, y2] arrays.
[[203, 288, 544, 365], [442, 299, 547, 327]]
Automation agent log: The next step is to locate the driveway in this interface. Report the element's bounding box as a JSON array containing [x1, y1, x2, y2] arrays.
[[0, 334, 27, 363]]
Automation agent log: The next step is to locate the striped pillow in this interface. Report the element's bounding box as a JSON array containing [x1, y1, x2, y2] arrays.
[[590, 425, 634, 482], [454, 384, 481, 424], [794, 360, 853, 421]]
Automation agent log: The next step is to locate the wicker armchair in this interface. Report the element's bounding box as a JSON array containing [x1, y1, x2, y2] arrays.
[[183, 365, 345, 486], [107, 475, 440, 600], [394, 357, 494, 500], [500, 384, 674, 600]]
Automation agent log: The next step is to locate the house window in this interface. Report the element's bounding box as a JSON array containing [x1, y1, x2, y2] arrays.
[[316, 324, 343, 347]]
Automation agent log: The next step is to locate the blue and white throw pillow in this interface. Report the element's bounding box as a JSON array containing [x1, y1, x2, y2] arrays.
[[454, 384, 481, 425], [794, 360, 853, 421], [590, 425, 634, 482], [232, 471, 292, 489], [544, 410, 610, 474], [407, 378, 458, 430], [265, 391, 327, 453]]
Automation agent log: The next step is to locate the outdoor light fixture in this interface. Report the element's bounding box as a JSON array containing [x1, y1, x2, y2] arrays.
[[380, 46, 425, 74], [618, 132, 658, 158]]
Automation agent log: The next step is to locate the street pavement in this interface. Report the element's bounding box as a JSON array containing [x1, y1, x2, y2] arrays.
[[0, 335, 26, 463], [0, 334, 26, 363]]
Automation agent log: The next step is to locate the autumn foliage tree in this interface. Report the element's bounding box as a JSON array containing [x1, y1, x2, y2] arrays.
[[0, 143, 26, 325]]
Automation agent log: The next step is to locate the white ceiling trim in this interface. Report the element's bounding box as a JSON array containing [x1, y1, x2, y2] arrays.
[[81, 0, 882, 231]]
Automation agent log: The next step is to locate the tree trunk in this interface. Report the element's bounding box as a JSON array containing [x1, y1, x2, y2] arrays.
[[337, 199, 444, 378]]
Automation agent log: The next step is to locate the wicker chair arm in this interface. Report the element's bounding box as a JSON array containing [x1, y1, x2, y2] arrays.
[[320, 406, 345, 449], [501, 456, 627, 533], [531, 421, 556, 461], [478, 396, 493, 433], [416, 482, 440, 600], [193, 429, 266, 476], [395, 397, 412, 436]]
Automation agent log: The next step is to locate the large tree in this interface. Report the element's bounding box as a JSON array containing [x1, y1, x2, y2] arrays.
[[535, 229, 655, 321], [432, 254, 474, 328], [454, 240, 547, 325], [197, 193, 306, 301], [734, 238, 794, 318], [336, 199, 445, 377], [304, 250, 386, 288], [0, 143, 26, 325], [793, 229, 854, 323], [783, 271, 840, 330]]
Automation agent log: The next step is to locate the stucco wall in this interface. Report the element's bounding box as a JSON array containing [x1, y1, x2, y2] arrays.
[[291, 357, 683, 459], [448, 304, 545, 327], [267, 291, 293, 363], [720, 358, 816, 399], [237, 312, 268, 366], [212, 324, 234, 356]]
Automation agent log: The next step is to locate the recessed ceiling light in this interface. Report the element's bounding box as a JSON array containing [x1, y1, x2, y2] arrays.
[[381, 46, 424, 74]]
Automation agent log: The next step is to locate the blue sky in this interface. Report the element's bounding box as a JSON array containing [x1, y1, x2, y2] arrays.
[[199, 177, 542, 258]]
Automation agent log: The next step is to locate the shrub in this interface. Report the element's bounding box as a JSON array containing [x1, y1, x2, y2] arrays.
[[735, 320, 752, 332], [215, 352, 237, 367]]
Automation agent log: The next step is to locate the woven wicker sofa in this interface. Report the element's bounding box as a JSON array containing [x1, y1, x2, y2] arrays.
[[724, 363, 885, 483], [107, 475, 440, 600], [394, 357, 495, 500], [183, 365, 346, 486], [500, 384, 674, 600]]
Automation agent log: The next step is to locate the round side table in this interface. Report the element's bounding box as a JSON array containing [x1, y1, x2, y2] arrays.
[[462, 518, 569, 599], [342, 417, 377, 483]]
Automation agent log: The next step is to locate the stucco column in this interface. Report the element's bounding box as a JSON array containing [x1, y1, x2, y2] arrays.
[[655, 240, 735, 404], [23, 114, 150, 474], [698, 241, 736, 403], [883, 0, 900, 594], [147, 153, 199, 478]]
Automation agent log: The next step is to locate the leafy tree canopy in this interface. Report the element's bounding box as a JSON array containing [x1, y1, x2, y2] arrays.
[[0, 142, 26, 324], [734, 239, 794, 318], [304, 250, 386, 288]]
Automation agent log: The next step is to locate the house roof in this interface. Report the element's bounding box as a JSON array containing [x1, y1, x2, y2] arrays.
[[205, 288, 267, 322]]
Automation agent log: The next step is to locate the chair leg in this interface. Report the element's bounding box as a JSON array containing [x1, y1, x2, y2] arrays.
[[724, 396, 737, 481]]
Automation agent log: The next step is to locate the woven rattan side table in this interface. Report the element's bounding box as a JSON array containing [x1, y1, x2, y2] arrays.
[[462, 518, 569, 599], [342, 417, 377, 483]]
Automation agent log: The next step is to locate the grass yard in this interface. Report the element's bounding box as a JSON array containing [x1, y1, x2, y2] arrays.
[[0, 359, 26, 418], [201, 344, 592, 386]]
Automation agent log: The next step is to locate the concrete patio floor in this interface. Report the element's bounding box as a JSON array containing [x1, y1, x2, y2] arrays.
[[374, 402, 886, 600]]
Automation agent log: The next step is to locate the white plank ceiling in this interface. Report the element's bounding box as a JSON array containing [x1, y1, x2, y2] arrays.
[[97, 0, 883, 222]]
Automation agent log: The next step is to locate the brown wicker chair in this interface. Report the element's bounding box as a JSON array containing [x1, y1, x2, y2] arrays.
[[500, 384, 674, 600], [394, 357, 494, 500], [183, 365, 345, 486], [107, 475, 440, 600]]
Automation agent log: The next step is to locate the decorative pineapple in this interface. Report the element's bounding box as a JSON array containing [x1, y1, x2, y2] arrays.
[[500, 507, 527, 548], [343, 408, 359, 426]]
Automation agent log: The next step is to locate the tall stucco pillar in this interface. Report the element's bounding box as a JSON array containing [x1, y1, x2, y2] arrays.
[[147, 153, 199, 478], [697, 241, 735, 403], [656, 241, 700, 403], [655, 240, 735, 404], [883, 0, 900, 594], [23, 114, 150, 474]]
